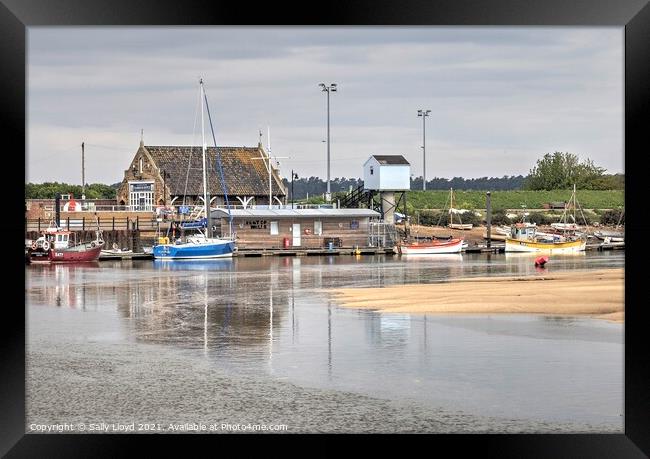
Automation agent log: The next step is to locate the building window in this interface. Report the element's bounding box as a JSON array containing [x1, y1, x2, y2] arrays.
[[350, 220, 359, 229], [139, 158, 143, 174], [314, 220, 322, 236], [370, 166, 374, 175], [270, 221, 279, 235]]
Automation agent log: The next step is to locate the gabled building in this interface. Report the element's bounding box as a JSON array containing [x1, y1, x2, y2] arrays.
[[362, 155, 411, 191], [116, 139, 287, 211]]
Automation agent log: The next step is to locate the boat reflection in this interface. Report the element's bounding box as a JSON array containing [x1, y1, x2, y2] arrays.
[[152, 258, 234, 272], [399, 254, 463, 262]]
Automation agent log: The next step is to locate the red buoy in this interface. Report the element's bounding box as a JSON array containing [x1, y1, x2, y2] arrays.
[[534, 256, 549, 267]]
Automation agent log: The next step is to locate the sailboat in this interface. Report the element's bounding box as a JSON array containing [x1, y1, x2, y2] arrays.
[[505, 185, 586, 253], [153, 79, 236, 260], [447, 188, 473, 230]]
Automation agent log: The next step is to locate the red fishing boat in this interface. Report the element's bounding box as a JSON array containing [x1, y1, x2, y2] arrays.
[[27, 225, 104, 264]]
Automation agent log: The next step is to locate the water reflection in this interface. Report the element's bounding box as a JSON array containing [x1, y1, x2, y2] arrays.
[[504, 252, 587, 276], [26, 252, 624, 425]]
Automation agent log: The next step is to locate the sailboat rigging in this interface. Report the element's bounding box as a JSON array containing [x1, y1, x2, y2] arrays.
[[505, 184, 586, 253], [446, 188, 473, 230], [152, 79, 236, 259]]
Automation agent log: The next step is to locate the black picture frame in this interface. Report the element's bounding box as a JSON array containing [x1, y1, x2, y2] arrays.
[[4, 0, 648, 456]]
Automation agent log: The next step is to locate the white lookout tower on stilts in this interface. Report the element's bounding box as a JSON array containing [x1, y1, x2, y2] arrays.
[[361, 155, 411, 224]]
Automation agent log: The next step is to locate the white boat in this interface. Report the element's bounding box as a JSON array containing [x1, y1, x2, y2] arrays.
[[593, 230, 624, 242], [551, 222, 581, 231], [101, 242, 133, 255], [153, 79, 235, 260]]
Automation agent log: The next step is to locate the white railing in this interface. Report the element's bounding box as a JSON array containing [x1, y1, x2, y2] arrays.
[[56, 202, 339, 214]]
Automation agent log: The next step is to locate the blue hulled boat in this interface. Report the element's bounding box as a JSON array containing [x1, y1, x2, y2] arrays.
[[152, 238, 235, 259], [153, 79, 236, 260]]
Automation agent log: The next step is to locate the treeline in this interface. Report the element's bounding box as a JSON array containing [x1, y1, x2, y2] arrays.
[[282, 175, 528, 199], [411, 175, 527, 191], [25, 182, 120, 199], [282, 176, 364, 200]]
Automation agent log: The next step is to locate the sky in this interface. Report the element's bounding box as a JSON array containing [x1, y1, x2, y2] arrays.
[[27, 27, 624, 185]]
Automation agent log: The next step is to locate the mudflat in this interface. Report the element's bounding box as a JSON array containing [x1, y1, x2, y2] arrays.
[[331, 268, 624, 322]]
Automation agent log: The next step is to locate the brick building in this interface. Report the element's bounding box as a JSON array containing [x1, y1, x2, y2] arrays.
[[116, 139, 287, 211]]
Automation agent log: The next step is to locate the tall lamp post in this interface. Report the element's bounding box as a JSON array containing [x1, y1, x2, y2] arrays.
[[319, 83, 337, 202], [417, 109, 431, 191], [291, 171, 299, 209]]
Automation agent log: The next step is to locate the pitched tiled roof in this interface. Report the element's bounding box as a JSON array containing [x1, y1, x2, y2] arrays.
[[145, 145, 286, 197], [369, 155, 410, 165]]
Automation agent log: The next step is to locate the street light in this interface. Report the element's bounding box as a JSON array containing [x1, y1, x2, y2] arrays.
[[291, 170, 299, 209], [319, 83, 337, 202], [417, 109, 431, 191]]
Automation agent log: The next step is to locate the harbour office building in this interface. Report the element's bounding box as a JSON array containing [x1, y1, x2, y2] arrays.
[[116, 139, 287, 211]]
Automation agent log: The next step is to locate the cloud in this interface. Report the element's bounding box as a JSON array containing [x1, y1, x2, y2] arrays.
[[27, 27, 623, 184]]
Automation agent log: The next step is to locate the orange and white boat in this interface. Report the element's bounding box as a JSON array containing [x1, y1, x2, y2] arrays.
[[398, 237, 464, 254]]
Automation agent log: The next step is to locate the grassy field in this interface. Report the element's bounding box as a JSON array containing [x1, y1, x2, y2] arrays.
[[404, 190, 624, 211]]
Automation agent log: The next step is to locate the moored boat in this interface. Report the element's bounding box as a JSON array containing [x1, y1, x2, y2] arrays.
[[446, 187, 473, 230], [505, 237, 586, 253], [593, 230, 624, 242], [505, 185, 587, 254], [399, 237, 464, 254], [152, 79, 236, 260], [448, 223, 473, 230], [27, 226, 104, 263], [505, 223, 586, 253]]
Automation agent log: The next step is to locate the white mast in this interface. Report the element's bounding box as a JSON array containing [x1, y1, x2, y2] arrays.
[[200, 79, 208, 222], [450, 187, 453, 225], [267, 126, 272, 206]]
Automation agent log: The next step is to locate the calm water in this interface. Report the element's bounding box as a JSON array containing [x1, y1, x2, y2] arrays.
[[26, 251, 624, 433]]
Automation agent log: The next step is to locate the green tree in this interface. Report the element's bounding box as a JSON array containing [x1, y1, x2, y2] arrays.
[[524, 152, 606, 190], [25, 182, 116, 199]]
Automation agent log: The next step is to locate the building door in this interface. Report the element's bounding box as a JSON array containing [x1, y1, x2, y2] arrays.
[[292, 223, 301, 246], [128, 181, 154, 211]]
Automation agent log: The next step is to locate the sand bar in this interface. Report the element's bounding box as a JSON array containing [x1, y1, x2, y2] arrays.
[[331, 268, 624, 322]]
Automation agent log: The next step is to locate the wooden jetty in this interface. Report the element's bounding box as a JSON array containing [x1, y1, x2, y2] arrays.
[[98, 252, 154, 261], [235, 247, 393, 257]]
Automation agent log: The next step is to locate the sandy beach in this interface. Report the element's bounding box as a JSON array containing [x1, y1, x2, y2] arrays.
[[331, 268, 624, 323]]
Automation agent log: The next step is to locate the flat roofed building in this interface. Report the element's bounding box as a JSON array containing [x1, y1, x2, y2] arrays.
[[211, 208, 381, 249]]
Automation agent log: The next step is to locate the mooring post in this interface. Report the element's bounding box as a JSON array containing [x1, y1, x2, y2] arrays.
[[486, 191, 492, 249], [112, 216, 115, 231]]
